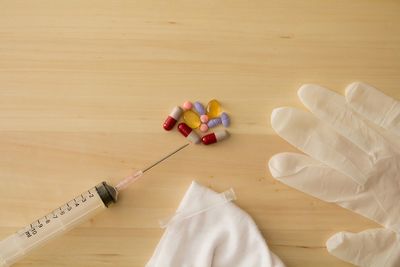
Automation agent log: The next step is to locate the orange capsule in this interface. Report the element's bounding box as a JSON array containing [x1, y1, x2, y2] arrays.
[[206, 99, 221, 118]]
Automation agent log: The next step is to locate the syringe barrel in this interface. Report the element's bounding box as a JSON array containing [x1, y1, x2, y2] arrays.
[[0, 182, 117, 267]]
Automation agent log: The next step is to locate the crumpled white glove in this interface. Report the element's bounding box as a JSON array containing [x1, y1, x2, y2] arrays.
[[268, 82, 400, 267], [146, 181, 285, 267]]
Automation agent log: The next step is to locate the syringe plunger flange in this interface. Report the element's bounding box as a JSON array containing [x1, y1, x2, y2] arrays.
[[96, 182, 118, 207]]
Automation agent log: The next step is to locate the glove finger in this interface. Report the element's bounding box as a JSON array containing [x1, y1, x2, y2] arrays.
[[298, 84, 392, 161], [327, 228, 400, 267], [269, 152, 359, 202], [346, 82, 400, 136], [271, 107, 372, 185]]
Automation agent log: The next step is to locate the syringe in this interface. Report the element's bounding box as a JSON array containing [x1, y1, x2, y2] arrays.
[[0, 143, 189, 267]]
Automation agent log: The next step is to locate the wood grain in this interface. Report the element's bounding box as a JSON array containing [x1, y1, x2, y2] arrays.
[[0, 0, 399, 266]]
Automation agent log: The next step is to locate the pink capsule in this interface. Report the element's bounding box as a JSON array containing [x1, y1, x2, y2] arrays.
[[163, 106, 183, 131], [201, 130, 229, 145], [178, 123, 201, 144]]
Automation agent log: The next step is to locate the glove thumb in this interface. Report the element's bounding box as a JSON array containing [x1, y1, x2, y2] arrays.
[[327, 228, 400, 267]]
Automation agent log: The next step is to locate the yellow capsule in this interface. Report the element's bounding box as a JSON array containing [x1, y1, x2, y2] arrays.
[[183, 110, 201, 129], [206, 99, 221, 118]]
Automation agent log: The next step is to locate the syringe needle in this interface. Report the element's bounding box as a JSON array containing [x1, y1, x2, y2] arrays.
[[142, 143, 190, 173], [0, 142, 190, 266], [115, 143, 190, 191]]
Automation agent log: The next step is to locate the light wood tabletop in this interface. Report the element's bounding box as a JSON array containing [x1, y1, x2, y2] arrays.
[[1, 1, 399, 266]]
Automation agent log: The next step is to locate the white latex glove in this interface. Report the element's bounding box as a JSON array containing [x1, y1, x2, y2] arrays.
[[146, 181, 285, 267], [268, 82, 400, 267]]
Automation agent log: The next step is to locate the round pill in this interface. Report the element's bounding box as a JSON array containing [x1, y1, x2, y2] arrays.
[[182, 101, 193, 110], [200, 114, 209, 123], [200, 123, 209, 132]]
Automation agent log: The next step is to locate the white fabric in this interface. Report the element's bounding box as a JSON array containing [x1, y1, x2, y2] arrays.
[[268, 82, 400, 267], [146, 181, 285, 267]]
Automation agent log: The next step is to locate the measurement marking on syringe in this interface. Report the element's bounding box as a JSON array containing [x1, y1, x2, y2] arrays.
[[0, 145, 188, 265], [19, 190, 98, 238]]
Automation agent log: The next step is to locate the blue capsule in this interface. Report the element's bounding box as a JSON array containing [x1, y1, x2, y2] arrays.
[[221, 112, 230, 127], [207, 117, 222, 128], [194, 101, 206, 115]]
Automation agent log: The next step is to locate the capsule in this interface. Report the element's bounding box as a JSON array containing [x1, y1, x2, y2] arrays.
[[194, 101, 206, 115], [183, 110, 201, 129], [221, 112, 230, 127], [202, 130, 229, 145], [163, 106, 183, 131], [207, 117, 222, 128], [206, 99, 221, 118], [178, 123, 201, 144]]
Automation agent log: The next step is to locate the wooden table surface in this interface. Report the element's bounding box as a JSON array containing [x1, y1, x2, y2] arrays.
[[1, 1, 399, 266]]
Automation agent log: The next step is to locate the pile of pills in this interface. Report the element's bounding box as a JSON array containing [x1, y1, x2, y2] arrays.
[[163, 99, 230, 145]]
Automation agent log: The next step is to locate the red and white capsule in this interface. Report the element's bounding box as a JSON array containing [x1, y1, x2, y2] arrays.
[[163, 106, 183, 131], [178, 123, 201, 144], [201, 130, 229, 145]]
